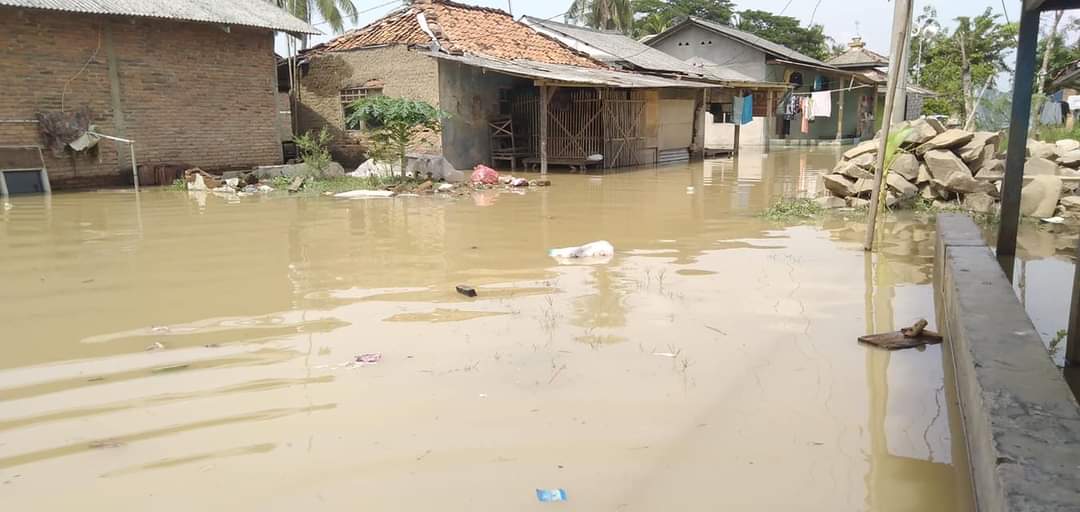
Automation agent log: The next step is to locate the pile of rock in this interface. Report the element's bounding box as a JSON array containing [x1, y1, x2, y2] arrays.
[[818, 117, 1080, 219]]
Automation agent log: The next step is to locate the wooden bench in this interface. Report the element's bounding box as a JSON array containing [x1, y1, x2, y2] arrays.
[[522, 157, 602, 173]]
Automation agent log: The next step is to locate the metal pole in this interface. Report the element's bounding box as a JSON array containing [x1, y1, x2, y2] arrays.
[[837, 88, 846, 141], [864, 0, 912, 251], [540, 84, 549, 177], [997, 8, 1041, 264]]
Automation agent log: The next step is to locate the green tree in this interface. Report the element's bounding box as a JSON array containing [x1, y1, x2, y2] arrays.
[[631, 0, 734, 37], [566, 0, 634, 33], [346, 96, 445, 177], [735, 10, 830, 61], [917, 8, 1016, 122], [274, 0, 359, 36]]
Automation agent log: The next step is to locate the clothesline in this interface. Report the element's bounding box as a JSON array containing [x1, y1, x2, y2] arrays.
[[790, 84, 874, 96]]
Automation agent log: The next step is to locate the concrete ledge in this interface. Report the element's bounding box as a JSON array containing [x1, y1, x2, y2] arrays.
[[935, 213, 1080, 511]]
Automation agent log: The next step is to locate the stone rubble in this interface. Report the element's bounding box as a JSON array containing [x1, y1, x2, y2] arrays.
[[818, 118, 1080, 220]]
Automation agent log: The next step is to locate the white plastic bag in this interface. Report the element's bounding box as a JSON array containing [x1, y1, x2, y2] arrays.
[[549, 241, 614, 259]]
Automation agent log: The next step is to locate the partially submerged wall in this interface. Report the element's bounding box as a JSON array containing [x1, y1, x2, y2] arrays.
[[298, 45, 440, 169], [0, 7, 282, 189], [437, 60, 520, 170], [934, 214, 1080, 511]]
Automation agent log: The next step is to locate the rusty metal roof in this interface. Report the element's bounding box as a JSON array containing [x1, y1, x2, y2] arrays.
[[0, 0, 319, 34], [310, 0, 601, 69]]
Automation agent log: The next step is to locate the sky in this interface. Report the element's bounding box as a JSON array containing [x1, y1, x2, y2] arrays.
[[279, 0, 1030, 89], [286, 0, 1017, 53]]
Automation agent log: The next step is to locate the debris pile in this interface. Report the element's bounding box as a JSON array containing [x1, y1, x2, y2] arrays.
[[818, 117, 1080, 220]]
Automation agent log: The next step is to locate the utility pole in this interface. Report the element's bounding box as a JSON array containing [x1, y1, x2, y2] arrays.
[[865, 0, 913, 252], [891, 0, 913, 125]]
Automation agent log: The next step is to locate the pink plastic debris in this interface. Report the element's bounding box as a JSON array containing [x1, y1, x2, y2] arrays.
[[471, 165, 500, 185]]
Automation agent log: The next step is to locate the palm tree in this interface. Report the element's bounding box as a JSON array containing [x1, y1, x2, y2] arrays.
[[566, 0, 633, 34], [276, 0, 360, 39]]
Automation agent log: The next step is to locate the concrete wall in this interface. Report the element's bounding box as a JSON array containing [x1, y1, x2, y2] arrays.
[[437, 60, 521, 170], [298, 45, 440, 168], [649, 25, 767, 81], [0, 7, 282, 189], [935, 214, 1080, 512]]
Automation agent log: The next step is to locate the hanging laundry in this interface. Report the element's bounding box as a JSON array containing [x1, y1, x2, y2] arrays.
[[811, 91, 832, 118], [800, 98, 810, 133], [732, 95, 743, 125], [784, 94, 800, 121], [741, 94, 753, 125], [1068, 95, 1080, 111], [802, 97, 813, 122], [1041, 99, 1063, 126]]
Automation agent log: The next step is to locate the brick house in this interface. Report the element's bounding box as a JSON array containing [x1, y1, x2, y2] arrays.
[[296, 0, 774, 172], [0, 0, 316, 190]]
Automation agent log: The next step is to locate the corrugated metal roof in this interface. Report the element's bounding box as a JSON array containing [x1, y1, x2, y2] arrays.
[[428, 52, 713, 89], [655, 17, 831, 69], [0, 0, 319, 34]]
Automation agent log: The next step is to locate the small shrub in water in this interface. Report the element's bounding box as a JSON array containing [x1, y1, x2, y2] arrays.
[[760, 198, 824, 221]]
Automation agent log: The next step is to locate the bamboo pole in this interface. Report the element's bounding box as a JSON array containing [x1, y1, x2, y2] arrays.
[[864, 0, 913, 252], [540, 85, 550, 176]]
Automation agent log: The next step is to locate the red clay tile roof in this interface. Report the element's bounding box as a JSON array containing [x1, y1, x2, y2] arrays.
[[312, 0, 602, 69]]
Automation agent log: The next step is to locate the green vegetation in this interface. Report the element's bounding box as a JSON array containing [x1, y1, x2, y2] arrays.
[[1036, 125, 1080, 143], [568, 0, 634, 33], [911, 7, 1018, 126], [346, 96, 445, 177], [169, 178, 187, 191], [294, 127, 335, 178], [760, 198, 824, 221], [1050, 329, 1069, 358], [274, 0, 357, 35], [270, 174, 421, 195]]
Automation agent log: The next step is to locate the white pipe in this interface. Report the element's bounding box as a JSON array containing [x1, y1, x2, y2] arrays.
[[87, 131, 138, 192]]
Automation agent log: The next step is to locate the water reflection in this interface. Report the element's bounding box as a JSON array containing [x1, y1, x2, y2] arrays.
[[0, 149, 1020, 510]]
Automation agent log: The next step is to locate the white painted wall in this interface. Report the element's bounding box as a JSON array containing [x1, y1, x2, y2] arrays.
[[650, 25, 767, 81], [704, 118, 766, 150]]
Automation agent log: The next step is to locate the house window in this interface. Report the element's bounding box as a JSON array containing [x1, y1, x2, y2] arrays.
[[751, 92, 767, 117], [708, 103, 733, 123], [341, 86, 383, 129]]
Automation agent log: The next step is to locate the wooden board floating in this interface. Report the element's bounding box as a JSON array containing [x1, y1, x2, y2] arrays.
[[859, 319, 944, 351]]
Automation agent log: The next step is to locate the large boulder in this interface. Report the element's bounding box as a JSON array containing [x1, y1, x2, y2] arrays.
[[966, 144, 997, 173], [834, 160, 874, 180], [1024, 157, 1058, 176], [823, 174, 856, 197], [890, 153, 920, 181], [904, 119, 939, 146], [916, 164, 932, 185], [843, 140, 878, 160], [963, 192, 996, 214], [916, 129, 975, 155], [977, 159, 1005, 180], [1056, 139, 1080, 154], [944, 171, 997, 196], [924, 149, 970, 181], [851, 152, 877, 170], [886, 172, 917, 198], [1058, 150, 1080, 168], [847, 197, 870, 208], [958, 132, 1001, 162], [1060, 195, 1080, 212], [1028, 140, 1057, 160], [852, 178, 875, 197], [1020, 175, 1064, 218]]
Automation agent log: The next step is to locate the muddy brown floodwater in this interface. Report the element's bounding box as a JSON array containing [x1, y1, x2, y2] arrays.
[[1, 147, 1076, 510]]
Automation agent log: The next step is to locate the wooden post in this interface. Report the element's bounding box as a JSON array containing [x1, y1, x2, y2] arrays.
[[540, 84, 549, 177], [864, 0, 912, 252], [837, 88, 846, 141], [764, 89, 774, 154]]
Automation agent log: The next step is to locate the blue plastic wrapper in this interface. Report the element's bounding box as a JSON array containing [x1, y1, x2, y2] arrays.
[[535, 489, 568, 502]]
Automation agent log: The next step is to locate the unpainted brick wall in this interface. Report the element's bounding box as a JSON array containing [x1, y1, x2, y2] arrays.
[[0, 8, 282, 189], [297, 45, 441, 168]]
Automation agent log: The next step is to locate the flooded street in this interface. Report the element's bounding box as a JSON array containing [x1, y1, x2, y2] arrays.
[[3, 147, 1074, 510]]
